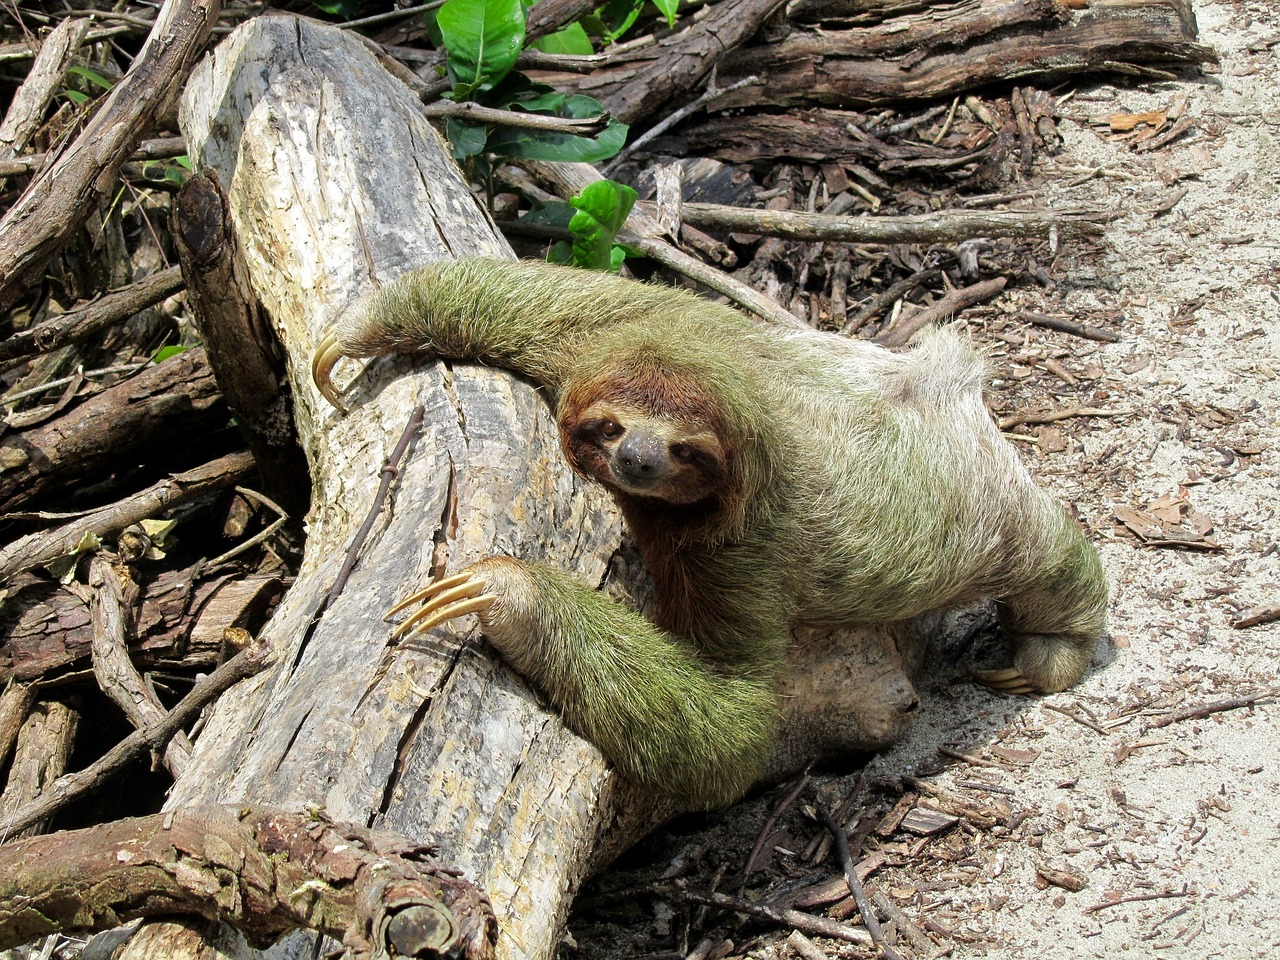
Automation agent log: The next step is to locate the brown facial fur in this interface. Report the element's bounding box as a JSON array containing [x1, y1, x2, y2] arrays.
[[559, 363, 737, 509]]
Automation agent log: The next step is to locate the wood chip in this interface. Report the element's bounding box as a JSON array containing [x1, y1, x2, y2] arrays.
[[900, 806, 961, 836]]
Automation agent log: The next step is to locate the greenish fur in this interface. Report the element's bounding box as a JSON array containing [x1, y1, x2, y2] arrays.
[[330, 258, 1110, 808]]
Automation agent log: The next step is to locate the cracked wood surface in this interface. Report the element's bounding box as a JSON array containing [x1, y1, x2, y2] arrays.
[[125, 17, 625, 960], [117, 15, 930, 960]]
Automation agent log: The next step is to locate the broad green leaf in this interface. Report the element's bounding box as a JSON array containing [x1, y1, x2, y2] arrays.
[[650, 0, 680, 27], [486, 93, 628, 162], [60, 90, 90, 105], [532, 22, 594, 55], [567, 180, 637, 271], [437, 0, 526, 97], [152, 345, 189, 363], [595, 0, 644, 41], [445, 117, 491, 158]]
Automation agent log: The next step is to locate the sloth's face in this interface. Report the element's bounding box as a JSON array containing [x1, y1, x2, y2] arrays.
[[562, 401, 728, 505]]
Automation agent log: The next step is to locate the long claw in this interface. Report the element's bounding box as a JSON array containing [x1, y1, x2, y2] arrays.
[[387, 572, 496, 640], [973, 667, 1036, 696], [312, 331, 348, 412]]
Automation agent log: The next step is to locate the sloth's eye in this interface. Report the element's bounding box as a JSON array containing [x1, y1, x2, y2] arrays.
[[600, 419, 623, 439], [670, 443, 694, 462]]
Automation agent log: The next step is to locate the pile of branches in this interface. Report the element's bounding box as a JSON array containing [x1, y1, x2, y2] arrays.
[[0, 0, 1208, 956]]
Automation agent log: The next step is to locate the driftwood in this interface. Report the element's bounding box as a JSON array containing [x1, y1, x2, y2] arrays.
[[173, 172, 309, 517], [0, 806, 496, 959], [0, 347, 229, 514], [0, 566, 281, 683], [40, 15, 932, 960], [535, 0, 1211, 123], [0, 0, 222, 313]]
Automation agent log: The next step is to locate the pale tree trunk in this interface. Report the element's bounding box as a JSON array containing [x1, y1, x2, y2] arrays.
[[111, 14, 927, 960], [118, 15, 627, 960]]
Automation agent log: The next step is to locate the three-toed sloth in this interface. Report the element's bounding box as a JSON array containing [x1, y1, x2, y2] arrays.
[[313, 258, 1108, 810]]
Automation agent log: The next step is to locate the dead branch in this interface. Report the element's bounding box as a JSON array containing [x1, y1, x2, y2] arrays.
[[0, 698, 78, 840], [0, 267, 185, 374], [0, 633, 269, 838], [1018, 309, 1122, 342], [655, 202, 1107, 244], [0, 805, 496, 960], [997, 405, 1132, 431], [173, 173, 308, 516], [875, 277, 1008, 348], [85, 557, 192, 779], [0, 18, 90, 190], [0, 136, 188, 179], [822, 808, 903, 960], [524, 160, 806, 328], [1145, 692, 1277, 730], [0, 347, 228, 514], [1, 566, 280, 683], [0, 450, 255, 584], [0, 682, 34, 771], [0, 0, 222, 313], [708, 0, 1213, 110]]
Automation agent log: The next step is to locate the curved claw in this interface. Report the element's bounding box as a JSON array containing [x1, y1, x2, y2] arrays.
[[312, 331, 348, 412], [972, 666, 1037, 696], [386, 571, 497, 640]]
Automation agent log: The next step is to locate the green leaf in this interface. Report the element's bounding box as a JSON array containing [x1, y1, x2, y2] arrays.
[[437, 0, 526, 98], [60, 90, 90, 106], [66, 65, 115, 91], [532, 22, 594, 55], [152, 345, 189, 363], [521, 200, 576, 228], [566, 180, 637, 271], [486, 94, 628, 162], [445, 117, 491, 158], [650, 0, 681, 27]]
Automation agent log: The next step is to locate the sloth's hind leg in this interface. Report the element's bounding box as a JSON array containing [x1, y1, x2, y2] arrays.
[[979, 507, 1109, 695]]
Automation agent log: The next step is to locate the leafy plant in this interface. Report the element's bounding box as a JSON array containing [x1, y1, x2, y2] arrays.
[[433, 0, 628, 164], [546, 179, 638, 272]]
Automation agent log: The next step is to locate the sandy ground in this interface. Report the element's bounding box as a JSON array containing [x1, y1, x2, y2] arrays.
[[855, 1, 1280, 956], [576, 2, 1280, 957]]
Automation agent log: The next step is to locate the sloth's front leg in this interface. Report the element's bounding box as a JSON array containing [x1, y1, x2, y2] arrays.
[[385, 558, 780, 810]]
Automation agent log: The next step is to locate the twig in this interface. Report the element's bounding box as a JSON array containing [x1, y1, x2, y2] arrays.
[[875, 277, 1008, 348], [840, 267, 942, 335], [997, 406, 1132, 431], [743, 772, 809, 877], [0, 136, 189, 179], [206, 487, 288, 568], [1042, 702, 1111, 736], [821, 808, 903, 960], [654, 203, 1107, 245], [674, 889, 871, 946], [604, 74, 760, 174], [322, 405, 425, 611], [423, 98, 612, 137], [0, 634, 271, 839], [1083, 886, 1190, 914], [1145, 692, 1276, 730], [1018, 310, 1122, 342], [1232, 605, 1280, 629], [0, 451, 255, 585]]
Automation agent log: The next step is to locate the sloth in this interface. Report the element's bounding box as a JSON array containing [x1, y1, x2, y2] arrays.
[[313, 258, 1109, 810]]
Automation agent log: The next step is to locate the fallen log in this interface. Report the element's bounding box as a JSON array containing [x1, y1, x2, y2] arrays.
[[77, 15, 929, 960], [535, 0, 1212, 123]]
